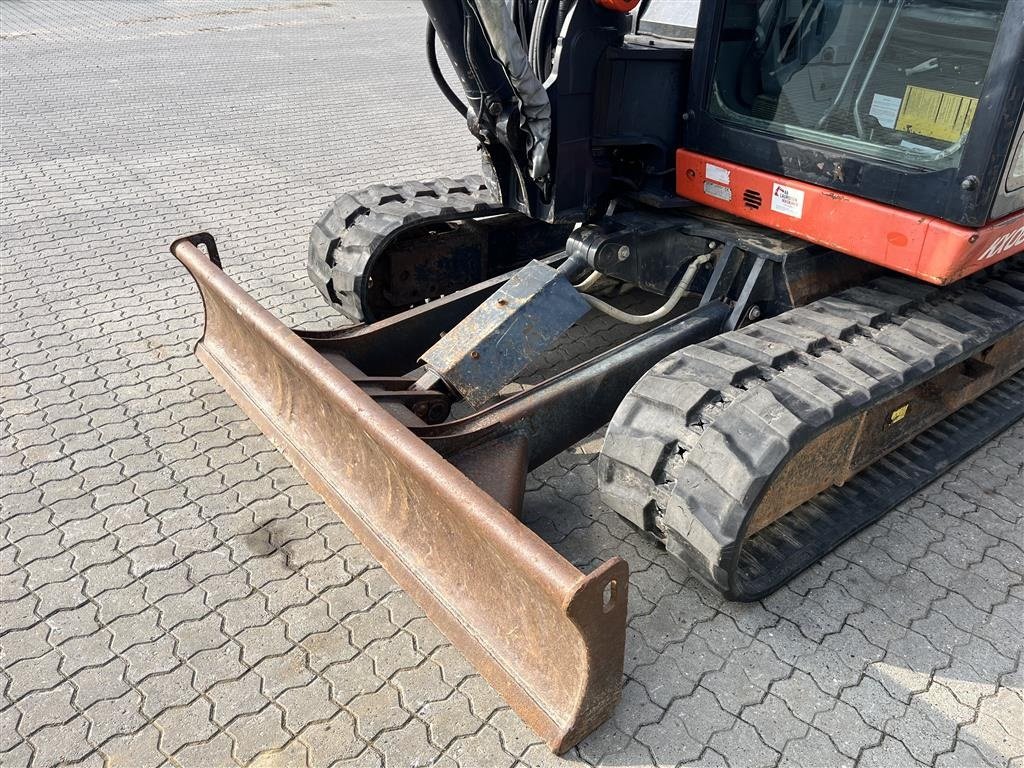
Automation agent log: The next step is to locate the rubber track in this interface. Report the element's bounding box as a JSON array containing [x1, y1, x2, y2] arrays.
[[307, 175, 502, 322], [599, 255, 1024, 600]]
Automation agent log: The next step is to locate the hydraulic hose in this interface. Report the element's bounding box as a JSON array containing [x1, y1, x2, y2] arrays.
[[581, 253, 713, 325], [529, 0, 576, 80], [528, 0, 556, 77], [426, 21, 469, 118], [573, 270, 604, 292]]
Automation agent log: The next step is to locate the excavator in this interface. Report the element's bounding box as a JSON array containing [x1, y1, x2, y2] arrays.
[[172, 0, 1024, 753]]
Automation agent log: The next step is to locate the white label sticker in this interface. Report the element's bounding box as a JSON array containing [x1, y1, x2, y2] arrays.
[[705, 162, 731, 185], [771, 183, 804, 218], [869, 93, 902, 129], [703, 180, 732, 202]]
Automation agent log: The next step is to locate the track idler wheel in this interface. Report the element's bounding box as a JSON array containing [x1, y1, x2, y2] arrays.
[[308, 175, 572, 323]]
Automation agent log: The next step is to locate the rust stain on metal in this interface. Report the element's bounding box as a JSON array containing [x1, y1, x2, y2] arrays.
[[749, 328, 1024, 535], [171, 235, 627, 753]]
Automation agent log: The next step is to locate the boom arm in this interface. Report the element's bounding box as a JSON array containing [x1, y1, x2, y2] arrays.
[[422, 0, 628, 221]]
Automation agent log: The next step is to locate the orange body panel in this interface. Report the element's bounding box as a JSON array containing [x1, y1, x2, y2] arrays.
[[594, 0, 640, 10], [676, 149, 1024, 284]]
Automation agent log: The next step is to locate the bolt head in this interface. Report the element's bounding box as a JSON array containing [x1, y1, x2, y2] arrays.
[[616, 245, 630, 262], [426, 403, 448, 423], [961, 175, 979, 191]]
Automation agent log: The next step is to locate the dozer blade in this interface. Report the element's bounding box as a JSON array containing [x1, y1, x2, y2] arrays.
[[172, 235, 627, 753]]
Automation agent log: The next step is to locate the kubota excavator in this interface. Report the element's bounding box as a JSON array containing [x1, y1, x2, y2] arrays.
[[172, 0, 1024, 753]]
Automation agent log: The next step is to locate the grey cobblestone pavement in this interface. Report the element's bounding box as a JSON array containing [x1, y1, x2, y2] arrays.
[[1, 2, 1022, 767]]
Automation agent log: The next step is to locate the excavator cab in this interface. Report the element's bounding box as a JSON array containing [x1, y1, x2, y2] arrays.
[[171, 0, 1024, 755], [680, 0, 1024, 277]]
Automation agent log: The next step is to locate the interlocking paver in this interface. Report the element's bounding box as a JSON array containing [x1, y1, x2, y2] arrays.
[[447, 726, 516, 768], [279, 596, 335, 644], [858, 734, 921, 767], [300, 709, 366, 768], [813, 700, 882, 760], [0, 707, 23, 753], [709, 720, 780, 768], [154, 697, 219, 756], [323, 653, 386, 709], [237, 617, 293, 666], [174, 730, 238, 768], [171, 612, 229, 660], [1, 623, 51, 667], [189, 641, 247, 693], [137, 663, 200, 720], [84, 688, 148, 746], [227, 704, 292, 765], [374, 719, 440, 768], [350, 684, 411, 741], [4, 649, 63, 702], [122, 634, 179, 685], [741, 693, 808, 753], [253, 645, 315, 698], [27, 716, 93, 768], [776, 727, 852, 768], [365, 631, 423, 681], [208, 668, 270, 726], [57, 627, 116, 675], [1, 2, 1022, 767], [0, 742, 34, 768], [303, 626, 358, 674], [838, 672, 906, 731], [960, 688, 1024, 767], [15, 681, 77, 737], [100, 724, 165, 768], [277, 676, 340, 736], [419, 691, 484, 750]]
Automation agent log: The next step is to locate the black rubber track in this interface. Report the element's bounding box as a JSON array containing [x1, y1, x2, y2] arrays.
[[307, 175, 502, 322], [599, 256, 1024, 600]]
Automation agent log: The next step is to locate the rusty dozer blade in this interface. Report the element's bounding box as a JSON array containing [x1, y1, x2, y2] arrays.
[[171, 234, 628, 753]]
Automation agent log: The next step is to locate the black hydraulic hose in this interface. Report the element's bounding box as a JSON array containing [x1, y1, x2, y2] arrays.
[[529, 0, 574, 79], [426, 21, 468, 118], [528, 0, 555, 77], [514, 0, 537, 45]]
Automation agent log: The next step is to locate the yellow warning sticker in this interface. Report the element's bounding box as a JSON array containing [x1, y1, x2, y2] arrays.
[[888, 403, 910, 426], [895, 86, 978, 143]]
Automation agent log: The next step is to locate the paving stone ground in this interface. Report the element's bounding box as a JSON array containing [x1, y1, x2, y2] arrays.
[[1, 2, 1022, 767]]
